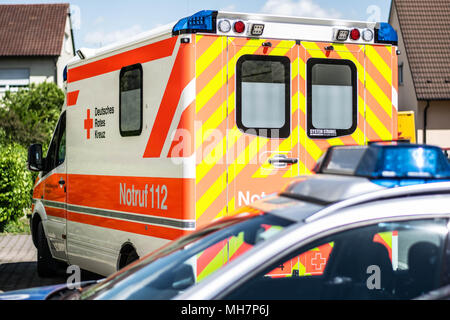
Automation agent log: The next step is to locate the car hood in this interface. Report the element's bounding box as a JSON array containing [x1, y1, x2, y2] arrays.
[[0, 284, 69, 300]]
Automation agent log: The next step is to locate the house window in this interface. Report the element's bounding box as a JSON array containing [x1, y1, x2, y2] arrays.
[[398, 62, 404, 86], [0, 69, 30, 93], [120, 64, 143, 137], [307, 58, 357, 139], [236, 55, 291, 139]]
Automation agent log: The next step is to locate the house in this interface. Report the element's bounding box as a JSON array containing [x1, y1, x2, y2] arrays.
[[389, 0, 450, 148], [0, 3, 75, 95]]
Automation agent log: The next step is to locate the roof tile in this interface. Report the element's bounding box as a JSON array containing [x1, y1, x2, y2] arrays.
[[394, 0, 450, 100], [0, 3, 69, 57]]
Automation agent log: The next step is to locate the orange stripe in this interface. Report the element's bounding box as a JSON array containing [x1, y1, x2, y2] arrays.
[[68, 174, 195, 221], [365, 57, 392, 101], [372, 45, 392, 69], [365, 121, 382, 142], [195, 35, 218, 57], [68, 37, 177, 83], [366, 89, 393, 126], [197, 52, 226, 92], [197, 192, 228, 228], [67, 90, 79, 106], [46, 207, 65, 219], [143, 42, 195, 158], [196, 240, 227, 275]]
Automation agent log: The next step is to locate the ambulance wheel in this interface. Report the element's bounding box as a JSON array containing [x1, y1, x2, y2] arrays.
[[125, 249, 139, 266], [36, 221, 57, 278]]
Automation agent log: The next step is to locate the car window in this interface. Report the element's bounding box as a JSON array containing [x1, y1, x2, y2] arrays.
[[44, 112, 66, 175], [222, 219, 448, 300], [81, 214, 294, 300]]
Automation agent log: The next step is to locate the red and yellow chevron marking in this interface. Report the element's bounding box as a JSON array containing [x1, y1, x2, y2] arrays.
[[266, 242, 334, 278], [194, 36, 397, 278]]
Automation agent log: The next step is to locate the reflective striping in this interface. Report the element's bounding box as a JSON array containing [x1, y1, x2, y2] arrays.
[[143, 40, 194, 158], [67, 90, 80, 106], [365, 45, 392, 85], [67, 204, 196, 230], [35, 199, 195, 230], [68, 37, 177, 83], [40, 199, 66, 210]]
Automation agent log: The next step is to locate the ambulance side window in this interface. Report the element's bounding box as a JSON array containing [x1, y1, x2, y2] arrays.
[[236, 55, 291, 139], [44, 112, 66, 176], [307, 58, 357, 139], [120, 64, 143, 137]]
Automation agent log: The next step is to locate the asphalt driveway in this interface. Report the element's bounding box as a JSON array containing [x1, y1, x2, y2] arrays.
[[0, 235, 102, 293]]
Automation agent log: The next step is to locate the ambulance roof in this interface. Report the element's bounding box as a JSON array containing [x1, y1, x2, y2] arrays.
[[68, 10, 397, 68]]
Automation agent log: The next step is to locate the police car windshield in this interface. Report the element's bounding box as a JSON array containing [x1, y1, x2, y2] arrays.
[[80, 213, 293, 300], [320, 146, 366, 175]]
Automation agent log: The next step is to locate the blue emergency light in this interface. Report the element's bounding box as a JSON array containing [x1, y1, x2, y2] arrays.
[[375, 22, 398, 45], [172, 10, 218, 35], [316, 144, 450, 188]]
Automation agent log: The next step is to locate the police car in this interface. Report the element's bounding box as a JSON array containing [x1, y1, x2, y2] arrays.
[[2, 143, 450, 300]]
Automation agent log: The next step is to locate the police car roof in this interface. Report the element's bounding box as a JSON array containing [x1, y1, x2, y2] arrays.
[[250, 143, 450, 223], [256, 180, 450, 224]]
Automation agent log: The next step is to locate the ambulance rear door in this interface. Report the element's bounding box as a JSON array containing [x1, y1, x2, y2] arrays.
[[300, 41, 366, 172], [227, 38, 300, 213]]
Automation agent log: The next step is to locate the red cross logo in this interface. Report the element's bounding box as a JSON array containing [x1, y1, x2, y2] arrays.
[[311, 252, 326, 271], [84, 109, 93, 140]]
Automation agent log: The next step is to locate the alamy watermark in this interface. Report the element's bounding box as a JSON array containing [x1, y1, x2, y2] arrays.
[[66, 265, 81, 290], [366, 265, 381, 290]]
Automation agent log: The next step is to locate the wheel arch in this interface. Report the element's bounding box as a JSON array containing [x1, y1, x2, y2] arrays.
[[117, 241, 140, 270]]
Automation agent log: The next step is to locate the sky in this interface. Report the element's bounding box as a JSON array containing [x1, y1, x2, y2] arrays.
[[0, 0, 392, 49]]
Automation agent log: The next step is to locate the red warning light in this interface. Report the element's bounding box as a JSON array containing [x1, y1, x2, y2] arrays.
[[350, 28, 361, 41], [234, 21, 246, 33]]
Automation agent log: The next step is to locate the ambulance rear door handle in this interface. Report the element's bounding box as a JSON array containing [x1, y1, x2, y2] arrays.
[[269, 158, 298, 166]]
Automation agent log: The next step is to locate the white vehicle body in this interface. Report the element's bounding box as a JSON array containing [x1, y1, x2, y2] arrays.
[[29, 10, 399, 276]]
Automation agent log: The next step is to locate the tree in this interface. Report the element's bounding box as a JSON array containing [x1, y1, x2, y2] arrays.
[[0, 82, 64, 149], [0, 82, 64, 231]]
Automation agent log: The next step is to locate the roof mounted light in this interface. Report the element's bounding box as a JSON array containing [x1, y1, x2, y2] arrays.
[[350, 28, 360, 41], [362, 29, 374, 42], [316, 144, 450, 187], [63, 65, 68, 82], [233, 21, 246, 34], [375, 22, 398, 45], [335, 29, 349, 41], [250, 23, 265, 36], [218, 19, 231, 33], [172, 10, 218, 35]]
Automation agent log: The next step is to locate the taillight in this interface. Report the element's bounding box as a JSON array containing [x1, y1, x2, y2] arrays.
[[350, 28, 360, 41], [234, 21, 246, 33]]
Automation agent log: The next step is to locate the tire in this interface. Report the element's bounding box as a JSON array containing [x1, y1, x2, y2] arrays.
[[36, 221, 57, 278], [125, 249, 139, 266]]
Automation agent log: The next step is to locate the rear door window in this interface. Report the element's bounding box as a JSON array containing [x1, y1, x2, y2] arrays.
[[236, 55, 291, 138], [307, 58, 357, 139]]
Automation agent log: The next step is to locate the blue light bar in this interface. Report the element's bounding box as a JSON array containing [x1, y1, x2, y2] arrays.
[[356, 145, 450, 179], [317, 144, 450, 188], [375, 22, 398, 45], [173, 10, 218, 35], [63, 66, 67, 82]]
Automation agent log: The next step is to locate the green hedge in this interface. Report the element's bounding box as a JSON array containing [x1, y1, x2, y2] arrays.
[[0, 139, 34, 232], [0, 82, 63, 231]]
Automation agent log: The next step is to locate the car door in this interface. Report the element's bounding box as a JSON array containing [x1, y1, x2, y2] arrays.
[[227, 38, 300, 215], [42, 112, 67, 261], [300, 42, 365, 172], [221, 218, 449, 300]]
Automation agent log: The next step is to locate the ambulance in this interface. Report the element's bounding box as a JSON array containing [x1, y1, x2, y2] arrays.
[[27, 10, 400, 277]]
